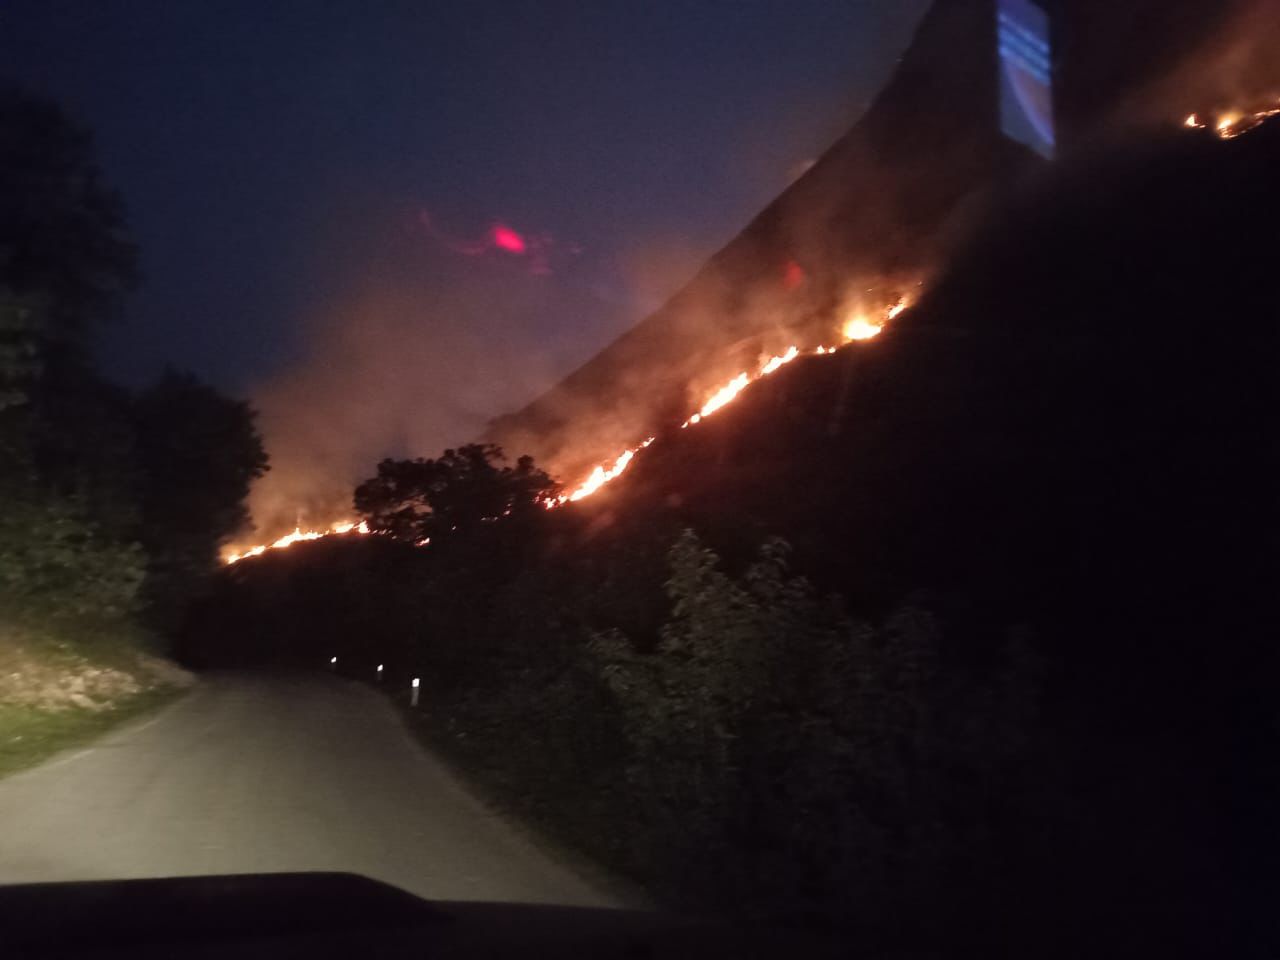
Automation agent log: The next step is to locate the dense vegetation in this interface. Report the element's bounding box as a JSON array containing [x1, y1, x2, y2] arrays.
[[0, 88, 266, 710]]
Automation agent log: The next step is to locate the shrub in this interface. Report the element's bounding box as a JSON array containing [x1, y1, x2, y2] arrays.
[[593, 529, 1042, 935]]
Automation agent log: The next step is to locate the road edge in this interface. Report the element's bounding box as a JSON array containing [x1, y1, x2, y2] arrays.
[[380, 686, 654, 912], [0, 683, 192, 781]]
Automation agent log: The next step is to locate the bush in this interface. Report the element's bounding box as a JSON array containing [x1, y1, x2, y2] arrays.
[[592, 530, 1042, 937], [0, 484, 144, 622]]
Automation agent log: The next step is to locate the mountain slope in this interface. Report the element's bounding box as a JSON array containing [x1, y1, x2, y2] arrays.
[[487, 0, 1280, 487]]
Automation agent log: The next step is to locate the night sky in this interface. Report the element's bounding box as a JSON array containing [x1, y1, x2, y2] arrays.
[[0, 1, 928, 514]]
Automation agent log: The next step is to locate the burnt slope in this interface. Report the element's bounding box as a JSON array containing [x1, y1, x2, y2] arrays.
[[574, 121, 1277, 627], [486, 0, 1017, 479], [488, 0, 1280, 486]]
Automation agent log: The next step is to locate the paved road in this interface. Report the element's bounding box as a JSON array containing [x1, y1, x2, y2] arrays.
[[0, 674, 617, 908]]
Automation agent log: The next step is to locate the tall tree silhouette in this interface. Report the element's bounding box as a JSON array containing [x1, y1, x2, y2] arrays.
[[133, 371, 269, 628], [0, 87, 136, 346]]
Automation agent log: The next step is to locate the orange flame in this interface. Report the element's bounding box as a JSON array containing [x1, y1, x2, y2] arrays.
[[1185, 99, 1280, 140], [760, 345, 800, 376], [695, 374, 751, 419], [220, 106, 1276, 568], [557, 438, 656, 504], [223, 520, 369, 565], [549, 103, 1273, 522], [842, 316, 883, 341], [226, 296, 915, 565], [670, 299, 905, 436]]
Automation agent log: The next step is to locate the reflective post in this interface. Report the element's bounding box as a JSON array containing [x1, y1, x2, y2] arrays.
[[410, 677, 420, 708]]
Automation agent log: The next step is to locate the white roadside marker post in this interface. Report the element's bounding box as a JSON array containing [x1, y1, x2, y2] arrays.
[[329, 656, 337, 670], [376, 664, 384, 682], [410, 677, 420, 708]]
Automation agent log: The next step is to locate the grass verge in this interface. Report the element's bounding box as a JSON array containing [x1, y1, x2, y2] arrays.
[[0, 686, 184, 779]]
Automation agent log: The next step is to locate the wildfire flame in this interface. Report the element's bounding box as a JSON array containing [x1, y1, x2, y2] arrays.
[[557, 438, 656, 504], [842, 316, 883, 341], [223, 520, 370, 565], [228, 101, 1276, 567], [761, 345, 800, 376], [691, 374, 751, 421], [1184, 98, 1280, 140], [670, 298, 903, 430], [225, 297, 910, 564]]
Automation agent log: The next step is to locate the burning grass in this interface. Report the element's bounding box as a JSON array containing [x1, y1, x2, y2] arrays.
[[222, 105, 1279, 568], [222, 296, 909, 564], [1183, 98, 1280, 139]]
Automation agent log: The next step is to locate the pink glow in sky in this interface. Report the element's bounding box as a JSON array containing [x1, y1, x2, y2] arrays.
[[490, 223, 526, 253], [418, 211, 572, 275]]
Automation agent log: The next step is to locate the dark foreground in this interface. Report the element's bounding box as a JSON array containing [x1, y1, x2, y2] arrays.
[[0, 872, 850, 959]]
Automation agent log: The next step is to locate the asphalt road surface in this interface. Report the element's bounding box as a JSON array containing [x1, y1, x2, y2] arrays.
[[0, 674, 618, 908]]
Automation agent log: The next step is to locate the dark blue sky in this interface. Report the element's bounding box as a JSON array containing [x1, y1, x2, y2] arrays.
[[1, 2, 928, 518], [2, 1, 926, 389]]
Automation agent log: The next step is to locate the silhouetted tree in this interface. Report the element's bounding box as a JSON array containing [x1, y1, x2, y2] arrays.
[[0, 87, 137, 346], [0, 91, 146, 629], [354, 443, 558, 544], [0, 292, 44, 414], [0, 91, 269, 645], [133, 371, 269, 628]]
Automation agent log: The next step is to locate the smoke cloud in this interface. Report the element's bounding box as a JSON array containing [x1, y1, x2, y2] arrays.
[[245, 213, 632, 537]]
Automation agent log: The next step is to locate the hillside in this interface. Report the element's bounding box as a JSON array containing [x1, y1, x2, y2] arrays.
[[533, 112, 1278, 950], [487, 0, 1280, 489], [190, 6, 1279, 951], [188, 68, 1279, 960], [562, 112, 1276, 608]]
